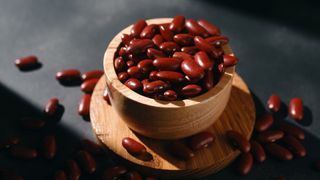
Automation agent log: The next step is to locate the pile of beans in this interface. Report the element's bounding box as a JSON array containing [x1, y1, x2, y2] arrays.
[[114, 16, 238, 100]]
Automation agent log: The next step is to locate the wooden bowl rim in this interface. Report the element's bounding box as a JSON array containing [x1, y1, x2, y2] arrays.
[[103, 18, 236, 108]]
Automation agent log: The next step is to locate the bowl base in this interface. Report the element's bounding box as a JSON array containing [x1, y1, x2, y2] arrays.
[[90, 73, 255, 179]]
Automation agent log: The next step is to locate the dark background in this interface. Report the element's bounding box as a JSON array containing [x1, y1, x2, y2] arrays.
[[0, 0, 320, 179]]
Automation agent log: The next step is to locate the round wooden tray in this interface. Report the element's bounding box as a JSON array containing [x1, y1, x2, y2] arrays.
[[90, 74, 255, 179]]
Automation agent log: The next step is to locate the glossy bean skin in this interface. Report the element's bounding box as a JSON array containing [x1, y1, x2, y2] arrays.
[[194, 36, 219, 58], [156, 71, 185, 83], [126, 39, 154, 54], [152, 34, 164, 47], [159, 25, 174, 41], [21, 118, 45, 130], [78, 94, 91, 116], [148, 71, 158, 81], [237, 152, 253, 176], [10, 146, 38, 159], [289, 98, 303, 121], [181, 84, 202, 97], [103, 89, 111, 105], [122, 137, 146, 156], [153, 57, 182, 71], [226, 130, 251, 153], [197, 19, 220, 36], [144, 80, 169, 94], [114, 57, 127, 72], [137, 59, 153, 73], [185, 19, 209, 37], [278, 122, 305, 140], [265, 143, 293, 161], [282, 135, 306, 157], [223, 54, 239, 67], [189, 132, 215, 151], [181, 46, 199, 55], [81, 70, 104, 81], [127, 66, 143, 79], [170, 15, 185, 33], [121, 34, 133, 46], [0, 136, 20, 149], [159, 42, 180, 53], [66, 160, 81, 180], [140, 24, 158, 39], [130, 19, 147, 38], [163, 90, 178, 101], [43, 135, 56, 159], [267, 94, 281, 112], [203, 70, 214, 90], [181, 58, 205, 81], [172, 51, 193, 60], [101, 166, 127, 180], [147, 48, 165, 59], [194, 51, 214, 70], [250, 140, 266, 163], [79, 139, 103, 155], [77, 150, 96, 174], [44, 98, 59, 116], [257, 130, 284, 143], [168, 141, 194, 160], [126, 60, 135, 67], [124, 78, 142, 92], [255, 113, 274, 132], [117, 72, 129, 83], [56, 69, 81, 83], [80, 79, 99, 94], [173, 34, 194, 46], [125, 171, 142, 180], [15, 55, 39, 70], [54, 170, 67, 180], [205, 36, 229, 46]]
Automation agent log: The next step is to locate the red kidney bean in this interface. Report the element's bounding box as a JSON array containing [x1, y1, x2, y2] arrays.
[[163, 90, 178, 101], [137, 59, 153, 73], [257, 130, 284, 143], [54, 170, 67, 180], [194, 36, 219, 57], [313, 160, 320, 171], [197, 19, 221, 36], [44, 98, 59, 116], [223, 54, 239, 67], [289, 97, 303, 121], [148, 71, 158, 81], [125, 171, 142, 180], [255, 113, 274, 132], [218, 63, 224, 73], [277, 175, 286, 180], [118, 47, 127, 56], [152, 34, 164, 47], [10, 146, 38, 159], [126, 39, 154, 54], [127, 66, 143, 79], [170, 15, 185, 33], [78, 94, 91, 116], [265, 143, 293, 161], [147, 48, 165, 59], [114, 57, 127, 72], [101, 166, 127, 180], [185, 19, 209, 37], [153, 57, 182, 71], [181, 84, 202, 97], [56, 69, 81, 83], [250, 140, 266, 163], [168, 141, 194, 160], [103, 89, 111, 105], [21, 118, 45, 130], [81, 78, 99, 94], [181, 46, 199, 55], [172, 51, 193, 60], [43, 135, 56, 159], [181, 58, 205, 81], [173, 34, 194, 46], [226, 130, 251, 153], [131, 19, 147, 38], [77, 150, 96, 174], [117, 72, 129, 83], [79, 139, 103, 155], [144, 80, 169, 93], [205, 35, 229, 47], [194, 51, 214, 70], [189, 132, 215, 151], [81, 70, 104, 81], [159, 25, 174, 41], [237, 152, 253, 176], [121, 34, 133, 46], [126, 60, 135, 67], [278, 122, 305, 140], [282, 135, 306, 157], [159, 42, 180, 53], [267, 94, 281, 112], [140, 24, 158, 39], [0, 136, 20, 149], [15, 55, 39, 70], [122, 137, 146, 156], [66, 159, 81, 180], [156, 71, 185, 83], [203, 70, 214, 90], [124, 78, 142, 91]]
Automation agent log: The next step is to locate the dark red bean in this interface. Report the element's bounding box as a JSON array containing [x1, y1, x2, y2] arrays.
[[185, 19, 209, 37], [153, 57, 182, 71], [148, 71, 158, 81], [205, 35, 229, 47], [80, 78, 99, 94], [172, 51, 193, 60], [122, 137, 146, 156], [21, 118, 45, 130], [194, 51, 214, 70], [152, 34, 164, 47], [194, 36, 219, 57], [81, 70, 104, 81], [159, 25, 174, 42], [168, 141, 194, 160], [267, 94, 281, 112], [226, 130, 251, 153], [181, 84, 202, 97], [203, 70, 214, 90], [197, 20, 221, 36], [103, 89, 111, 105], [77, 150, 96, 174], [124, 78, 142, 91], [79, 139, 103, 155], [181, 46, 199, 55], [282, 135, 306, 157], [140, 24, 158, 39], [156, 71, 185, 83], [289, 97, 303, 121], [159, 42, 180, 53], [56, 69, 81, 83], [265, 143, 293, 161], [278, 122, 305, 140], [181, 58, 205, 81], [255, 113, 274, 132], [313, 160, 320, 171], [137, 59, 153, 73], [237, 152, 253, 176], [163, 90, 178, 101], [118, 47, 127, 56], [15, 55, 39, 70], [117, 72, 129, 83], [121, 34, 133, 46], [250, 140, 266, 163], [189, 132, 215, 151], [126, 39, 154, 54], [10, 146, 37, 159], [218, 63, 224, 74], [257, 130, 284, 143], [66, 159, 81, 180], [0, 136, 20, 149], [173, 34, 194, 46], [101, 166, 127, 180], [223, 54, 239, 67], [114, 57, 127, 72], [43, 135, 56, 159], [130, 19, 147, 38], [126, 60, 135, 67], [145, 80, 169, 93], [147, 48, 165, 59], [170, 15, 185, 33], [54, 170, 67, 180], [127, 66, 143, 79], [44, 98, 59, 116], [78, 94, 91, 116], [125, 171, 142, 180]]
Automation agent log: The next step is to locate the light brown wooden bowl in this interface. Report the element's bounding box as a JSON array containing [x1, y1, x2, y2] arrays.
[[103, 18, 236, 140]]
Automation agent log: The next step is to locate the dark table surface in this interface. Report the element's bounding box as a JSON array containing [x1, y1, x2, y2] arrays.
[[0, 0, 320, 179]]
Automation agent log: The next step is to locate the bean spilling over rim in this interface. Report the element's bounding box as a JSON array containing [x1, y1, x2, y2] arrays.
[[114, 16, 238, 100]]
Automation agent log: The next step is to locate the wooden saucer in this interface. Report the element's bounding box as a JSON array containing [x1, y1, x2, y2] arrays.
[[90, 74, 255, 179]]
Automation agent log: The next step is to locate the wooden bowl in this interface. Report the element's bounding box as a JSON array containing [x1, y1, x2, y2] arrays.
[[103, 18, 236, 140]]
